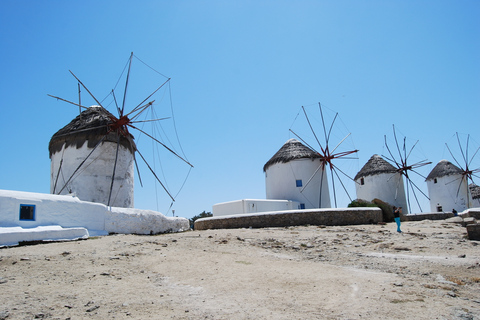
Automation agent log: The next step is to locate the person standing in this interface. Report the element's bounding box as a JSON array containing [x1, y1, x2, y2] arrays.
[[393, 206, 402, 233]]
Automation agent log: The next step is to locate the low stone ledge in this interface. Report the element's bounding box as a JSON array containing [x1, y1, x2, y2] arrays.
[[405, 213, 455, 222], [194, 208, 382, 230]]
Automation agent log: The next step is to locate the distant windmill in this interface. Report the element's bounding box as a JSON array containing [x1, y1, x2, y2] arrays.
[[444, 132, 480, 208], [289, 102, 359, 208], [382, 125, 431, 214], [48, 53, 193, 209]]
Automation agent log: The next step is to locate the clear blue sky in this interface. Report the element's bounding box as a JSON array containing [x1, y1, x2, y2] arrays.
[[1, 1, 479, 218]]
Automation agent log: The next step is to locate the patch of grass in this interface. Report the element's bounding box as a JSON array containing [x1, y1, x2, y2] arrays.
[[235, 260, 252, 265]]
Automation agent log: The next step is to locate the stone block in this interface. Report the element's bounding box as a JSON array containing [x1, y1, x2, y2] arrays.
[[466, 224, 480, 241]]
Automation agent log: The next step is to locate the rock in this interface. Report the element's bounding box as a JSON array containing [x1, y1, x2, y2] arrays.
[[464, 217, 477, 225], [0, 311, 9, 320], [445, 216, 464, 226], [466, 224, 480, 241]]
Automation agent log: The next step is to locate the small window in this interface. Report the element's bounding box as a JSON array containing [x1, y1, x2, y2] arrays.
[[19, 204, 35, 221], [360, 178, 365, 185], [434, 178, 437, 184], [300, 203, 305, 209], [436, 205, 443, 212], [296, 179, 303, 187]]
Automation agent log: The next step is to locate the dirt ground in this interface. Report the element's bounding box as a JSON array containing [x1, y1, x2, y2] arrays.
[[1, 219, 479, 320]]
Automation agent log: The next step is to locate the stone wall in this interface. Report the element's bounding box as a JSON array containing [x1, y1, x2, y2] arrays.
[[404, 213, 455, 221], [195, 208, 382, 230]]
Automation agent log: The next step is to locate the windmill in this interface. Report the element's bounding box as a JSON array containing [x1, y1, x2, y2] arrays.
[[48, 53, 193, 209], [382, 125, 431, 214], [288, 102, 359, 208], [444, 132, 480, 208]]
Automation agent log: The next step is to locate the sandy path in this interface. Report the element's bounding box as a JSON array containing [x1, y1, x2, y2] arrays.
[[1, 220, 479, 319]]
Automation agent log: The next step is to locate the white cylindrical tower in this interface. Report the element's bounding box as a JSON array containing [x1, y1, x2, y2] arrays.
[[264, 139, 330, 209], [354, 154, 408, 213], [470, 184, 480, 208], [49, 106, 135, 208], [426, 160, 472, 213]]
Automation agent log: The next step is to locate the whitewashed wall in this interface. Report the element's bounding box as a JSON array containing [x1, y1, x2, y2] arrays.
[[0, 189, 106, 232], [355, 172, 408, 213], [0, 190, 189, 236], [265, 158, 330, 209], [427, 175, 472, 212], [50, 142, 134, 208], [213, 199, 300, 216]]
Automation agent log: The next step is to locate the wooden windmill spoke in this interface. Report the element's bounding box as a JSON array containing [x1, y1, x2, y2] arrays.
[[107, 134, 122, 206], [69, 71, 104, 108], [384, 136, 402, 168], [456, 132, 468, 165], [330, 167, 337, 208], [407, 178, 424, 213], [445, 142, 463, 169], [330, 162, 356, 182], [406, 174, 430, 200], [128, 123, 194, 168], [468, 146, 480, 167], [120, 52, 134, 116], [133, 153, 143, 188], [332, 166, 353, 203], [135, 147, 175, 202], [318, 102, 335, 148], [392, 125, 405, 166], [319, 163, 326, 207], [111, 90, 122, 117], [126, 78, 171, 118], [410, 168, 430, 180], [48, 94, 88, 110], [132, 117, 170, 124], [405, 139, 419, 163], [331, 133, 351, 154], [128, 101, 155, 121], [289, 129, 320, 154], [300, 162, 325, 193], [57, 134, 108, 194], [302, 106, 325, 154]]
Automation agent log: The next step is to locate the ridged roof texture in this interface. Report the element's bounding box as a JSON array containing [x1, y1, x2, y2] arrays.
[[354, 154, 398, 181], [426, 160, 463, 181], [263, 139, 320, 172], [49, 106, 135, 157]]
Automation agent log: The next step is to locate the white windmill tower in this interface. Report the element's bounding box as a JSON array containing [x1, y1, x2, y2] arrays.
[[428, 132, 480, 212], [354, 154, 408, 211], [382, 125, 432, 214], [48, 53, 193, 209], [426, 160, 471, 213], [470, 184, 480, 208], [264, 138, 330, 209], [49, 106, 136, 207], [287, 103, 359, 208]]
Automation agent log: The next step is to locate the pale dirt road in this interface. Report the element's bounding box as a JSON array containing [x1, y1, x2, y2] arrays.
[[1, 220, 479, 319]]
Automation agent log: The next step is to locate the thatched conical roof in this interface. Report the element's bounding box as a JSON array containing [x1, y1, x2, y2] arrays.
[[354, 154, 397, 180], [49, 106, 135, 158], [469, 184, 480, 200], [426, 160, 462, 181], [263, 139, 320, 172]]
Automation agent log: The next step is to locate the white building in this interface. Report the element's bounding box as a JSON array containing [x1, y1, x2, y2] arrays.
[[470, 184, 480, 208], [426, 160, 472, 213], [264, 139, 330, 209], [0, 189, 189, 246], [354, 154, 408, 213], [49, 106, 135, 208]]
